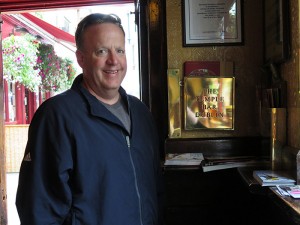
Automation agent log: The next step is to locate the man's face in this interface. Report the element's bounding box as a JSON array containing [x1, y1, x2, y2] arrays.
[[76, 23, 127, 98]]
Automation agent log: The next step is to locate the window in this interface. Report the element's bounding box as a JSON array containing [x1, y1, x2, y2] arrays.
[[2, 3, 140, 124]]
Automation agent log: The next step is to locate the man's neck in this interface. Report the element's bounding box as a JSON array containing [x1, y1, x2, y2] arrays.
[[82, 79, 120, 105]]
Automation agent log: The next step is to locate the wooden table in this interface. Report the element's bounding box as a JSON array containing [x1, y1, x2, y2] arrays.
[[238, 167, 300, 225]]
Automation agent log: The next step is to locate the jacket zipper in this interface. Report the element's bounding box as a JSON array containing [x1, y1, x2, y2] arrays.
[[125, 135, 144, 225]]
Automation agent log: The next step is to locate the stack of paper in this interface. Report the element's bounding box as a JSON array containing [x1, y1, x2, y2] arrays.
[[253, 170, 296, 186], [276, 185, 300, 198], [201, 156, 267, 172], [164, 153, 204, 166]]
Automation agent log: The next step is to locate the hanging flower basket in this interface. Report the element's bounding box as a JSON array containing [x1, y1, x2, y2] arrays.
[[2, 34, 41, 92], [3, 34, 76, 93], [35, 43, 76, 92]]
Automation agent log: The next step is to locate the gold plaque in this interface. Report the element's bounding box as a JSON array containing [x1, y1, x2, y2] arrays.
[[167, 69, 182, 137], [184, 77, 235, 130]]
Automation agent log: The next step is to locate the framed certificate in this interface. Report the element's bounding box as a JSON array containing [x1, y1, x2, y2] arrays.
[[183, 0, 243, 46]]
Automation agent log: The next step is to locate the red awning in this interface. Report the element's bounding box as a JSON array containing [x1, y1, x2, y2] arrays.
[[1, 14, 39, 39], [20, 12, 75, 44], [0, 1, 133, 12]]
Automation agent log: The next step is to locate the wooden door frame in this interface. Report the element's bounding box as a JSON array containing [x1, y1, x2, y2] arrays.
[[0, 14, 6, 225], [138, 0, 168, 158]]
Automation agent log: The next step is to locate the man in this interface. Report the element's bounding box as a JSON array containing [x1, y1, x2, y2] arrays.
[[16, 13, 164, 225]]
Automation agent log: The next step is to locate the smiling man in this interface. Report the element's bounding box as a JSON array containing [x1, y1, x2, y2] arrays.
[[16, 13, 165, 225], [76, 16, 127, 104]]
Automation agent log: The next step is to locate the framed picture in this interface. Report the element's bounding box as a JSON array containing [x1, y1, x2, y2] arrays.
[[182, 0, 243, 46], [263, 0, 290, 64]]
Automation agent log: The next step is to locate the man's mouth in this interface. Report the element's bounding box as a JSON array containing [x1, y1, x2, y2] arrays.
[[104, 70, 118, 74]]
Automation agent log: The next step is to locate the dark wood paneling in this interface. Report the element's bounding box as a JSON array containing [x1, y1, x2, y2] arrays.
[[138, 0, 168, 158], [164, 168, 296, 225], [165, 136, 270, 157]]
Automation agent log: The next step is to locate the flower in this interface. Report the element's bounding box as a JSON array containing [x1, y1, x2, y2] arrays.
[[35, 43, 76, 92], [2, 34, 41, 91]]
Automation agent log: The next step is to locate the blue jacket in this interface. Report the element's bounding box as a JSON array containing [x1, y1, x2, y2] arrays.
[[16, 74, 164, 225]]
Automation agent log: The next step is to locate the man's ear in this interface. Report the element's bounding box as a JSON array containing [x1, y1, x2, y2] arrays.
[[76, 50, 84, 68]]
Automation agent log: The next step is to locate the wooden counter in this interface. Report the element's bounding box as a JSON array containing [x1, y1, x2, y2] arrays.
[[164, 138, 300, 225], [238, 167, 300, 225]]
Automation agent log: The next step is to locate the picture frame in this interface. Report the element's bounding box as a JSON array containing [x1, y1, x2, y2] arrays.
[[182, 0, 243, 46], [263, 0, 290, 64]]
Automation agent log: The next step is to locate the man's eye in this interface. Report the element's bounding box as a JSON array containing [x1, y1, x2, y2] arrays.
[[96, 49, 107, 55], [117, 49, 125, 55]]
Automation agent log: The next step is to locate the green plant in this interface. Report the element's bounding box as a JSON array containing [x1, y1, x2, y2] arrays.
[[2, 34, 41, 91]]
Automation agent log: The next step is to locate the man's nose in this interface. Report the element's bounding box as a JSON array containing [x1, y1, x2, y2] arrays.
[[107, 51, 118, 65]]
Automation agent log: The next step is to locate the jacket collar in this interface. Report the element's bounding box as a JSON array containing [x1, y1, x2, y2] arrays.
[[71, 74, 130, 126]]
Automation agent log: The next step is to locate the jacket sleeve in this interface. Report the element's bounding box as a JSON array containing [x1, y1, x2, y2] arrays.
[[151, 117, 166, 225], [16, 101, 74, 225]]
